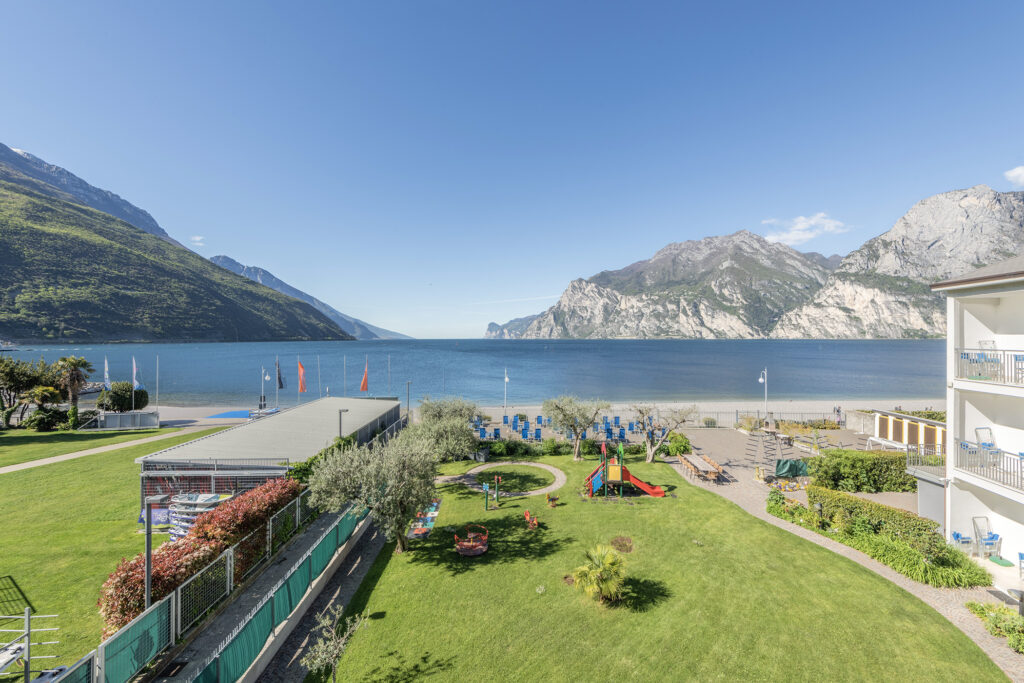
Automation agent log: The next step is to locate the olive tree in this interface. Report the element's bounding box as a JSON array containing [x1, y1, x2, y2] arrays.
[[299, 604, 365, 683], [401, 418, 478, 462], [308, 430, 436, 553], [418, 396, 479, 423], [542, 396, 610, 461], [632, 403, 698, 463]]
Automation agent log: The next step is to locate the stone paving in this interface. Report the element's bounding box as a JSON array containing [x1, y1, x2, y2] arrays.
[[679, 428, 1024, 681], [436, 460, 567, 497]]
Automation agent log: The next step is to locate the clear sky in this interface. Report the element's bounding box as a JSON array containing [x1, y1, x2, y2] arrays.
[[2, 1, 1023, 338]]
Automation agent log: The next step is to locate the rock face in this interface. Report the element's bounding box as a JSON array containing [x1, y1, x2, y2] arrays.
[[210, 256, 410, 340], [488, 231, 830, 339], [772, 185, 1024, 338], [0, 142, 172, 241], [489, 186, 1024, 340]]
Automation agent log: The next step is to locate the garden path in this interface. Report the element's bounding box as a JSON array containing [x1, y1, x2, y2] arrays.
[[677, 428, 1024, 681], [435, 461, 567, 497]]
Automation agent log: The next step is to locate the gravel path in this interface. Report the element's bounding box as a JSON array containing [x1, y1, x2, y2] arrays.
[[679, 429, 1024, 681], [436, 461, 567, 497]]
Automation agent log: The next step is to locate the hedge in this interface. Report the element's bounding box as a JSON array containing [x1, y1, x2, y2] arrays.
[[808, 449, 916, 493], [766, 488, 990, 588], [98, 478, 304, 635]]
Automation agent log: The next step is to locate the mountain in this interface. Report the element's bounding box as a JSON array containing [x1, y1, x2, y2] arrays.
[[0, 180, 353, 342], [771, 185, 1024, 338], [487, 185, 1024, 340], [210, 256, 410, 340], [0, 143, 174, 242], [486, 231, 830, 339]]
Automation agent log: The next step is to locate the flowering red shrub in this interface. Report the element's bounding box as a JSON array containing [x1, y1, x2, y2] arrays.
[[189, 477, 302, 545], [98, 478, 303, 636], [98, 536, 223, 637]]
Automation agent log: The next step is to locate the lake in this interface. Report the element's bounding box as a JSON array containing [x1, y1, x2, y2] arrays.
[[6, 339, 946, 408]]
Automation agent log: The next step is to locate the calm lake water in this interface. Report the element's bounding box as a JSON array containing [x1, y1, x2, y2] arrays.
[[6, 339, 945, 408]]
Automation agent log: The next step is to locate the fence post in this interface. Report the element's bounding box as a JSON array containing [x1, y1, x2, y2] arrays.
[[295, 495, 301, 531], [94, 639, 104, 683], [172, 587, 180, 642], [266, 523, 272, 558], [227, 548, 234, 593]]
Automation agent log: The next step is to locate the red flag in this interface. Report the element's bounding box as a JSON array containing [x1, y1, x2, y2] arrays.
[[298, 360, 307, 393], [359, 357, 368, 392]]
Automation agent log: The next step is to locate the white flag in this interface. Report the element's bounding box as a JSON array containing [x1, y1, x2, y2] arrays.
[[504, 369, 509, 383], [103, 356, 111, 390]]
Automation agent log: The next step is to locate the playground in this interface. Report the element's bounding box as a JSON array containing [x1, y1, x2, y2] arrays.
[[329, 450, 1003, 681]]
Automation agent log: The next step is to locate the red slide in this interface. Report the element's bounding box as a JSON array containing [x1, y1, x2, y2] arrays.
[[621, 466, 665, 497]]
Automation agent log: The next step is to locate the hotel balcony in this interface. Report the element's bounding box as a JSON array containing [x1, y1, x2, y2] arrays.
[[956, 348, 1024, 387], [906, 448, 946, 482], [954, 439, 1024, 493]]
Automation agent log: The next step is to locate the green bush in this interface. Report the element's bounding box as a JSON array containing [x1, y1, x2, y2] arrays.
[[904, 410, 945, 422], [966, 602, 1024, 650], [809, 449, 916, 493], [487, 439, 540, 459], [541, 438, 573, 456], [22, 407, 68, 432], [655, 431, 692, 457], [808, 486, 938, 551], [66, 405, 79, 430], [96, 381, 149, 412], [703, 417, 717, 428], [580, 439, 598, 456], [623, 444, 645, 456]]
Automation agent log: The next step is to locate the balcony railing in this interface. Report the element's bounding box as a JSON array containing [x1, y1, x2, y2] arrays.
[[954, 439, 1024, 492], [956, 348, 1024, 386]]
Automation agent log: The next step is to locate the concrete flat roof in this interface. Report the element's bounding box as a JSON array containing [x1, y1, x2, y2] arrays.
[[137, 397, 400, 465]]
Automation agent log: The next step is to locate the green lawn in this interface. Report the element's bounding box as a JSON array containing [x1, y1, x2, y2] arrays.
[[0, 427, 225, 672], [331, 452, 1006, 682], [479, 464, 555, 492], [0, 427, 180, 467]]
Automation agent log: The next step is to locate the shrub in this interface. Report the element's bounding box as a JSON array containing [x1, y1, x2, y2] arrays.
[[571, 545, 626, 602], [96, 381, 149, 412], [809, 449, 916, 493], [401, 417, 478, 462], [541, 438, 572, 456], [623, 444, 645, 456], [21, 406, 68, 432], [289, 435, 355, 483], [904, 410, 945, 422], [488, 439, 540, 459], [807, 486, 938, 551], [190, 477, 303, 545], [703, 417, 717, 428], [580, 438, 598, 456], [418, 396, 478, 423], [66, 405, 79, 429], [98, 536, 223, 636], [966, 602, 1024, 651]]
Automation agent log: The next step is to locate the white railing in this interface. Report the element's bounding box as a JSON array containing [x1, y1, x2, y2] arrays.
[[956, 348, 1024, 387], [954, 439, 1024, 492]]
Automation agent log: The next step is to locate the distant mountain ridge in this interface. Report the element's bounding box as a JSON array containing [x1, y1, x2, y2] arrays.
[[210, 256, 410, 340], [487, 185, 1024, 340], [0, 142, 173, 242]]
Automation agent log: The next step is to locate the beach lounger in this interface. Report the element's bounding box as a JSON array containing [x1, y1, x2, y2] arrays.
[[479, 428, 487, 439], [619, 427, 625, 440], [535, 428, 542, 441], [628, 421, 635, 432], [614, 416, 620, 427], [494, 428, 501, 439], [503, 415, 509, 425], [522, 428, 529, 440], [536, 415, 543, 425], [605, 427, 613, 439], [582, 430, 587, 439]]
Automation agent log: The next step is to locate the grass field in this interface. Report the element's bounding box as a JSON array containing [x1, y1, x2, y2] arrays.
[[479, 464, 555, 492], [0, 427, 225, 672], [0, 427, 180, 467], [330, 452, 1006, 682]]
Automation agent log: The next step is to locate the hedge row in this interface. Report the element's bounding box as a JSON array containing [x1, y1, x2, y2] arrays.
[[768, 488, 989, 588], [808, 449, 916, 493], [98, 478, 303, 635]]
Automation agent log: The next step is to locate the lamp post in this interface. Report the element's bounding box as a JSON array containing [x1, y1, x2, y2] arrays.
[[144, 494, 169, 608], [503, 368, 509, 422], [758, 367, 768, 426]]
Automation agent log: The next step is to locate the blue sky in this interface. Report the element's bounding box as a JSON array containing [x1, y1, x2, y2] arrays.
[[2, 1, 1023, 338]]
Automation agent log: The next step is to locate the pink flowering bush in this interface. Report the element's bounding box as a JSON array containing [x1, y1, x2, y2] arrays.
[[97, 477, 304, 636]]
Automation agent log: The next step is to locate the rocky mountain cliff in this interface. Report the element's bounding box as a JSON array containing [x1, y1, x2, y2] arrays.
[[0, 142, 173, 242], [210, 255, 409, 340], [488, 186, 1024, 340], [771, 185, 1024, 338], [488, 231, 830, 339]]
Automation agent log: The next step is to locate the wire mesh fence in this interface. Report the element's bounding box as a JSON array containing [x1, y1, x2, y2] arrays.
[[270, 503, 298, 554], [56, 652, 94, 683], [99, 593, 174, 683], [177, 550, 232, 635]]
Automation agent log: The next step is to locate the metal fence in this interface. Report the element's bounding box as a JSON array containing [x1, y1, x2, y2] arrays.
[[194, 505, 369, 682], [956, 348, 1024, 386], [54, 489, 318, 683], [955, 439, 1024, 492]]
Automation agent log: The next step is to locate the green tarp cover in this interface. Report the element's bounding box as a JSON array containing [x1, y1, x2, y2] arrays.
[[775, 459, 809, 478]]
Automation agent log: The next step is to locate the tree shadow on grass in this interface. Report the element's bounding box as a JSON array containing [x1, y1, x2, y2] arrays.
[[364, 650, 455, 682], [407, 514, 573, 576], [617, 577, 671, 613]]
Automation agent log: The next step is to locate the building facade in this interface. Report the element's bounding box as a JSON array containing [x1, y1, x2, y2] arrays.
[[933, 256, 1024, 567]]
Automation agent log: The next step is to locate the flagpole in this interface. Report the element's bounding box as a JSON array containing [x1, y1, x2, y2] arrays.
[[343, 355, 347, 397], [132, 356, 135, 413], [503, 367, 507, 421], [388, 354, 391, 395], [297, 355, 301, 406], [317, 355, 322, 399], [275, 356, 280, 409], [155, 355, 159, 417]]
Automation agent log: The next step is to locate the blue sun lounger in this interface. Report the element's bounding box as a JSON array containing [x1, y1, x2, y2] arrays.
[[614, 416, 620, 427], [479, 428, 487, 439], [535, 427, 542, 440], [619, 427, 626, 440], [493, 428, 501, 439]]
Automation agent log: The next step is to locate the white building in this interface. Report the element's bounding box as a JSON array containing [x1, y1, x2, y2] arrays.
[[933, 256, 1024, 580]]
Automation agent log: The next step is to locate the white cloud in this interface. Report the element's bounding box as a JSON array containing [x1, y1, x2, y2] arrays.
[[189, 235, 205, 248], [762, 212, 847, 247], [1005, 166, 1024, 187]]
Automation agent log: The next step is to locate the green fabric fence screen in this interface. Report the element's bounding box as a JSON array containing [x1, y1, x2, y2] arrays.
[[193, 506, 368, 681], [103, 596, 172, 683]]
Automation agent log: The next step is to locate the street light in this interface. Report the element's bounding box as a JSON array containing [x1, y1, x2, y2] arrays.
[[338, 408, 349, 440], [144, 494, 169, 608], [758, 368, 768, 426]]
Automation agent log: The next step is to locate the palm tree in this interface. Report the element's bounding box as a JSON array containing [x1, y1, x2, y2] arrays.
[[20, 385, 61, 410], [55, 356, 94, 408], [571, 545, 627, 602]]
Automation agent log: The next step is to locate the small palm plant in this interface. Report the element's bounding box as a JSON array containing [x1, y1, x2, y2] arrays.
[[571, 544, 626, 602]]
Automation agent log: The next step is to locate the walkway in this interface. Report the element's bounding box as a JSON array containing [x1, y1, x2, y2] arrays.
[[0, 425, 215, 475], [436, 461, 567, 497], [678, 429, 1024, 681]]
